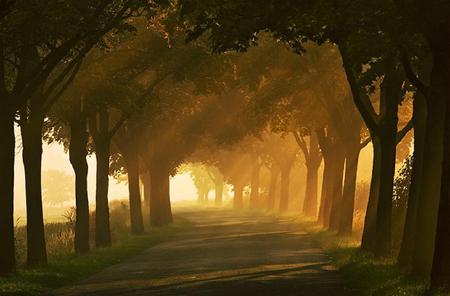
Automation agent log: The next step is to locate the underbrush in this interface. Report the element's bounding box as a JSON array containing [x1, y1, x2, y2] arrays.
[[304, 222, 428, 296], [0, 201, 191, 296]]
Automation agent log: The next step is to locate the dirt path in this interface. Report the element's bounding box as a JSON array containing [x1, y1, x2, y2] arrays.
[[48, 209, 354, 296]]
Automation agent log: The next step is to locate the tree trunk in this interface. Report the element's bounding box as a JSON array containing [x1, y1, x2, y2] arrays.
[[214, 179, 224, 206], [233, 183, 244, 209], [279, 166, 292, 212], [267, 167, 279, 211], [318, 154, 332, 224], [338, 143, 361, 236], [150, 164, 173, 227], [302, 133, 321, 217], [124, 151, 144, 235], [327, 149, 345, 230], [426, 46, 450, 286], [397, 92, 426, 269], [94, 141, 111, 247], [0, 112, 16, 275], [361, 136, 381, 252], [69, 112, 90, 254], [22, 115, 47, 267], [249, 156, 260, 208], [141, 173, 151, 209]]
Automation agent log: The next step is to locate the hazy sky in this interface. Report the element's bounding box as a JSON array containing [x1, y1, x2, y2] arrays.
[[13, 127, 198, 218]]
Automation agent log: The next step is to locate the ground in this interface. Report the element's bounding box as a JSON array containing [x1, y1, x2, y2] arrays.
[[47, 209, 355, 296]]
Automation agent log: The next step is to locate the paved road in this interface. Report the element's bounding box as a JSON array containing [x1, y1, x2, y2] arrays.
[[49, 209, 354, 296]]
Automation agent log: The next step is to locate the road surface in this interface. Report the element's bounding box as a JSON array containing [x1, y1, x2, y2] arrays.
[[48, 209, 354, 296]]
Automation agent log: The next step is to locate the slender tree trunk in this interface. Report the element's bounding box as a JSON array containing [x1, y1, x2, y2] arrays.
[[94, 141, 111, 247], [150, 164, 172, 227], [233, 183, 244, 209], [22, 115, 47, 267], [397, 92, 426, 269], [361, 136, 381, 252], [124, 151, 144, 234], [267, 167, 279, 211], [279, 166, 292, 212], [328, 149, 345, 230], [0, 112, 16, 275], [303, 163, 320, 217], [318, 154, 332, 224], [214, 179, 224, 206], [338, 143, 361, 236], [249, 156, 260, 208], [69, 111, 90, 254], [141, 172, 151, 209], [302, 134, 321, 217]]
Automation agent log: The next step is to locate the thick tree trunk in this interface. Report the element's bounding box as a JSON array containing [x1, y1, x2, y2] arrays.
[[267, 167, 279, 211], [22, 115, 47, 267], [303, 133, 321, 217], [373, 68, 401, 257], [124, 152, 144, 234], [249, 157, 260, 208], [233, 183, 244, 209], [411, 95, 445, 278], [149, 164, 173, 227], [397, 92, 426, 269], [361, 136, 381, 252], [327, 149, 345, 230], [94, 142, 112, 247], [279, 166, 292, 212], [338, 144, 361, 236], [69, 113, 90, 254], [424, 47, 450, 287], [0, 113, 16, 275]]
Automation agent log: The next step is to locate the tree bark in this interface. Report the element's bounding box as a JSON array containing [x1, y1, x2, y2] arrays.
[[318, 154, 332, 224], [361, 136, 381, 252], [0, 112, 16, 275], [267, 167, 279, 211], [94, 140, 111, 247], [423, 46, 450, 286], [149, 164, 173, 227], [279, 166, 292, 213], [338, 143, 361, 236], [302, 132, 322, 217], [141, 172, 151, 209], [249, 155, 261, 208], [233, 183, 244, 209], [327, 148, 345, 230], [69, 109, 90, 253], [124, 151, 144, 234], [21, 114, 47, 267], [373, 68, 402, 258], [397, 92, 426, 269], [214, 179, 224, 206]]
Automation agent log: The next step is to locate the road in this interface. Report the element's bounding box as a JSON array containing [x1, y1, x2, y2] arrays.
[[48, 209, 354, 296]]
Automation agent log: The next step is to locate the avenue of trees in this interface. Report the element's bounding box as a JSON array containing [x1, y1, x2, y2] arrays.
[[0, 0, 449, 293]]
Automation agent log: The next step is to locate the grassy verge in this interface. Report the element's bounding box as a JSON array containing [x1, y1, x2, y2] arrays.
[[0, 217, 191, 296], [303, 221, 428, 296]]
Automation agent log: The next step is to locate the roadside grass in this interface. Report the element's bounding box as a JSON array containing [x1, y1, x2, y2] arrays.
[[0, 202, 191, 296], [302, 220, 428, 296]]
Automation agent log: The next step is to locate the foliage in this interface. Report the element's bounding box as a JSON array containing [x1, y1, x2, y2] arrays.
[[41, 170, 74, 206]]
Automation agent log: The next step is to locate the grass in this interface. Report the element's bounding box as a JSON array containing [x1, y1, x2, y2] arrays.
[[0, 202, 192, 296], [302, 220, 428, 296]]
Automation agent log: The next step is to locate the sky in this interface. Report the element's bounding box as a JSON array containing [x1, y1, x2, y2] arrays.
[[13, 127, 198, 219]]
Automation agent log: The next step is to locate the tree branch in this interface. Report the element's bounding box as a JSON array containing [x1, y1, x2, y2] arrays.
[[396, 119, 413, 144], [400, 52, 429, 96], [339, 42, 380, 134]]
